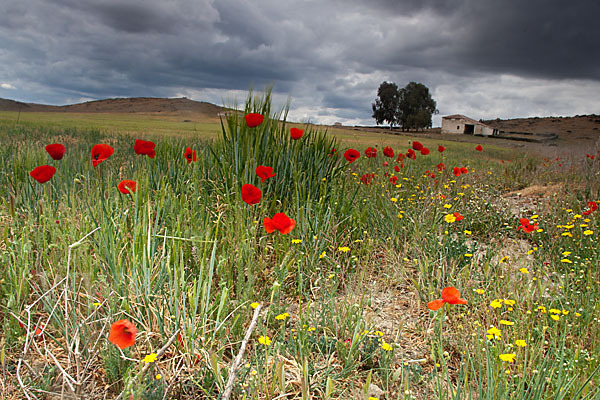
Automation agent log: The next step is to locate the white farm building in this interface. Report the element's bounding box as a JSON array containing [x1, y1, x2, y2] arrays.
[[441, 114, 498, 136]]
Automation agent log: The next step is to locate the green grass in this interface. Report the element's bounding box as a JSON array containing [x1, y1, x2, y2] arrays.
[[1, 91, 599, 399]]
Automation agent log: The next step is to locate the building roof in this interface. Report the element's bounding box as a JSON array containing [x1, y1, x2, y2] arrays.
[[442, 114, 488, 126]]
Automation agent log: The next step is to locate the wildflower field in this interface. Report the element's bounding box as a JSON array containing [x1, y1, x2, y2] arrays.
[[1, 91, 600, 399]]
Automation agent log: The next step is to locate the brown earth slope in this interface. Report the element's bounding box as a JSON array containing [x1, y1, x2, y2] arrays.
[[0, 97, 230, 116]]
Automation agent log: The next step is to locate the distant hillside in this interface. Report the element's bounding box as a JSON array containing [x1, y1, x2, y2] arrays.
[[483, 115, 600, 142], [0, 97, 230, 116]]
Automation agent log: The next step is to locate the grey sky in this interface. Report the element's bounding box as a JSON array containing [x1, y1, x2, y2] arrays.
[[1, 0, 599, 126]]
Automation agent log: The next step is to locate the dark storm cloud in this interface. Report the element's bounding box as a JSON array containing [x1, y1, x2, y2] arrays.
[[1, 0, 599, 124]]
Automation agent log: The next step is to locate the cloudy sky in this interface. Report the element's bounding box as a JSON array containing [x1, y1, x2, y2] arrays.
[[1, 0, 599, 126]]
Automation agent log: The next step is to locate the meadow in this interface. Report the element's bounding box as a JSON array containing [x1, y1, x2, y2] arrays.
[[1, 90, 599, 399]]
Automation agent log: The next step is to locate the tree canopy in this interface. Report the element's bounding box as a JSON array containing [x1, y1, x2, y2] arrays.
[[371, 81, 400, 129], [372, 81, 437, 131]]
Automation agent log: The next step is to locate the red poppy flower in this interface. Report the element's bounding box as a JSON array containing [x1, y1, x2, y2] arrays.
[[453, 212, 464, 221], [365, 147, 377, 158], [420, 147, 430, 155], [241, 184, 262, 205], [383, 161, 388, 167], [344, 149, 361, 163], [117, 180, 137, 194], [383, 146, 394, 158], [438, 145, 445, 153], [256, 165, 276, 182], [475, 145, 483, 152], [91, 144, 114, 167], [437, 162, 446, 171], [134, 140, 156, 158], [400, 162, 404, 168], [245, 113, 264, 127], [460, 167, 468, 174], [264, 212, 296, 234], [407, 149, 416, 160], [582, 201, 598, 216], [361, 173, 374, 184], [517, 218, 538, 233], [396, 153, 405, 162], [45, 143, 66, 160], [390, 176, 398, 184], [412, 141, 423, 151], [290, 127, 304, 140], [108, 319, 137, 349], [394, 165, 400, 172], [453, 167, 461, 177], [184, 147, 197, 164], [30, 165, 56, 183], [428, 287, 467, 311]]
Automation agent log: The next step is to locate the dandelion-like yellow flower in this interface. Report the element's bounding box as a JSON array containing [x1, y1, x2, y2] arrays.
[[338, 246, 351, 253], [275, 313, 290, 320], [490, 299, 503, 309], [474, 289, 485, 295], [499, 353, 516, 362], [584, 230, 593, 236], [143, 353, 158, 363], [519, 267, 529, 274], [250, 302, 260, 309], [500, 320, 515, 326], [486, 327, 501, 340], [560, 259, 572, 264], [515, 340, 527, 347], [499, 256, 509, 263], [550, 315, 560, 321], [319, 251, 326, 259], [444, 214, 456, 223], [443, 204, 452, 209], [380, 342, 393, 351], [258, 336, 272, 345], [291, 239, 302, 244]]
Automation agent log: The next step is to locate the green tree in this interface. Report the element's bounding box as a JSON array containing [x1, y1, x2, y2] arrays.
[[398, 82, 437, 131], [372, 81, 401, 129]]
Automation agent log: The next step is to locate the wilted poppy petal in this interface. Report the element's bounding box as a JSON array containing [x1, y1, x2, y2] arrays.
[[45, 143, 66, 160], [108, 319, 137, 349], [30, 165, 56, 183], [256, 166, 276, 182], [427, 299, 444, 311]]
